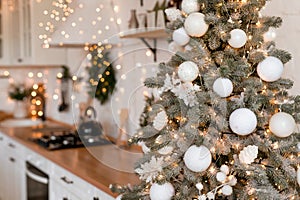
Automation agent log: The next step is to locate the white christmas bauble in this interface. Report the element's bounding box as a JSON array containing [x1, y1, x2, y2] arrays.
[[183, 145, 212, 172], [239, 145, 258, 165], [115, 195, 122, 200], [216, 172, 227, 182], [297, 142, 300, 150], [228, 175, 237, 186], [221, 185, 233, 196], [196, 183, 203, 191], [257, 56, 283, 82], [172, 27, 190, 46], [178, 61, 199, 82], [168, 41, 184, 53], [269, 112, 296, 138], [213, 78, 233, 98], [149, 182, 175, 200], [229, 108, 257, 136], [153, 110, 168, 131], [207, 192, 215, 200], [263, 27, 276, 42], [165, 8, 182, 21], [297, 168, 300, 186], [220, 165, 230, 175], [228, 29, 247, 48], [181, 0, 200, 14], [184, 13, 208, 37]]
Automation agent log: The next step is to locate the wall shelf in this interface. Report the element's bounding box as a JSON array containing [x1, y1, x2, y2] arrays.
[[120, 28, 169, 62]]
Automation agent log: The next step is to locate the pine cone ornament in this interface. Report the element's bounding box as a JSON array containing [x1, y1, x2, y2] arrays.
[[239, 145, 258, 165]]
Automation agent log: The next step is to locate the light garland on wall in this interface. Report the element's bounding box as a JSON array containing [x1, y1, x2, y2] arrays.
[[38, 0, 121, 48]]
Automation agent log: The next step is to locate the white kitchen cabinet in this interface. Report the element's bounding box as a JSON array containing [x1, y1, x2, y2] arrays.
[[0, 132, 26, 200]]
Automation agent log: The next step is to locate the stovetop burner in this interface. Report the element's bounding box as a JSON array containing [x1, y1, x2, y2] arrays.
[[31, 129, 111, 150]]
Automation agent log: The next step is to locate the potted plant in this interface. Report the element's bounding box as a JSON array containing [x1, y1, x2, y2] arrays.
[[8, 83, 31, 118]]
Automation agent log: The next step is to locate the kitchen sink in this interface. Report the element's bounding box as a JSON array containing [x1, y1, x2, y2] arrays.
[[0, 118, 43, 127]]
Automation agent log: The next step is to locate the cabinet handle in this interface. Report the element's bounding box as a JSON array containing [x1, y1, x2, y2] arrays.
[[93, 198, 100, 200], [60, 176, 74, 184], [8, 143, 16, 148], [62, 198, 68, 200], [0, 137, 3, 141], [9, 157, 15, 163]]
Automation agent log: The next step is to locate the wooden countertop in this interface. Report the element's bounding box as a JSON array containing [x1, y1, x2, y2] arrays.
[[0, 121, 141, 197]]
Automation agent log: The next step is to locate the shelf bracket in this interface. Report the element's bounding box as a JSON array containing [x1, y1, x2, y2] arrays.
[[139, 38, 157, 62]]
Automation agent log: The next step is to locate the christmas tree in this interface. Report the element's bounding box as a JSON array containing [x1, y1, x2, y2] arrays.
[[111, 0, 300, 199]]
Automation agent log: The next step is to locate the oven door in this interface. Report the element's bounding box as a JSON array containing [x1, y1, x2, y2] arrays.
[[26, 162, 49, 200]]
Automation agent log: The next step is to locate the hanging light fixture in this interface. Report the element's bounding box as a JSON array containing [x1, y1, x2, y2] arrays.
[[41, 0, 121, 48]]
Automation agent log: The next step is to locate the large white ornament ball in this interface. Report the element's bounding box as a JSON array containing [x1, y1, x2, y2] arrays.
[[149, 182, 175, 200], [184, 13, 208, 37], [221, 185, 233, 196], [297, 168, 300, 186], [228, 29, 247, 48], [181, 0, 200, 14], [269, 112, 296, 138], [213, 78, 233, 98], [183, 145, 212, 172], [178, 61, 199, 82], [168, 41, 184, 53], [257, 56, 283, 82], [229, 108, 257, 136], [115, 195, 122, 200], [172, 27, 190, 46], [263, 27, 277, 42]]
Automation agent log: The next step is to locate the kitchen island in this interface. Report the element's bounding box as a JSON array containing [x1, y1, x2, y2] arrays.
[[0, 120, 141, 199]]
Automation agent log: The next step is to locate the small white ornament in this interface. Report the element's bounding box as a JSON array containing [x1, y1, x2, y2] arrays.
[[207, 192, 215, 200], [297, 168, 300, 186], [257, 56, 283, 82], [213, 78, 233, 98], [220, 165, 230, 175], [263, 27, 276, 42], [181, 0, 200, 14], [183, 145, 212, 172], [165, 8, 182, 21], [153, 110, 168, 131], [228, 175, 237, 186], [269, 112, 296, 138], [221, 185, 233, 196], [115, 195, 122, 200], [297, 142, 300, 150], [172, 27, 190, 46], [229, 108, 257, 136], [239, 145, 258, 165], [158, 146, 174, 155], [178, 61, 199, 82], [149, 182, 175, 200], [199, 195, 206, 200], [184, 13, 208, 37], [216, 172, 227, 182], [196, 183, 203, 191], [168, 41, 184, 53], [228, 29, 247, 48]]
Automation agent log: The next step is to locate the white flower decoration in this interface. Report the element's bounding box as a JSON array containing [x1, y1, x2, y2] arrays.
[[135, 156, 164, 183]]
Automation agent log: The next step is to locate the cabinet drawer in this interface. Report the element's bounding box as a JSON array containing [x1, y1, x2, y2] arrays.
[[26, 148, 50, 174]]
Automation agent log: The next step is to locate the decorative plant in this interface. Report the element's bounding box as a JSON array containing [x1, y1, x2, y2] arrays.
[[8, 83, 31, 101]]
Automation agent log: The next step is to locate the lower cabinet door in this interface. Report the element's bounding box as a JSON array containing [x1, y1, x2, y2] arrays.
[[50, 179, 81, 200]]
